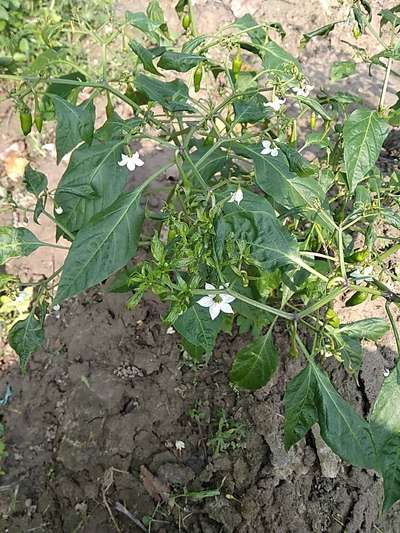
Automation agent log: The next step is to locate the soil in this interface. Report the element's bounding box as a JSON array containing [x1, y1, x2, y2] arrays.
[[1, 1, 400, 532]]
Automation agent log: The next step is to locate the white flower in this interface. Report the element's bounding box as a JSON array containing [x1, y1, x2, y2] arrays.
[[166, 326, 175, 335], [52, 304, 61, 312], [264, 97, 286, 111], [350, 266, 374, 284], [175, 440, 185, 451], [292, 84, 314, 97], [118, 152, 144, 171], [261, 140, 279, 157], [197, 283, 235, 320], [384, 368, 390, 377], [55, 206, 63, 215], [228, 186, 243, 205]]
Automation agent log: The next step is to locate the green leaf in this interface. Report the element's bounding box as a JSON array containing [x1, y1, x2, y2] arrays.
[[182, 145, 230, 184], [371, 365, 400, 510], [300, 22, 337, 47], [343, 108, 390, 192], [182, 36, 206, 54], [230, 329, 278, 390], [129, 40, 162, 75], [339, 318, 389, 341], [126, 9, 171, 45], [134, 73, 194, 113], [23, 165, 47, 197], [284, 364, 318, 449], [337, 334, 363, 374], [312, 362, 377, 469], [278, 143, 316, 177], [379, 7, 400, 29], [54, 190, 144, 304], [233, 94, 268, 123], [296, 96, 332, 121], [8, 315, 44, 370], [233, 14, 267, 46], [381, 208, 400, 230], [330, 60, 357, 82], [0, 227, 43, 264], [50, 95, 95, 163], [262, 40, 302, 80], [54, 140, 128, 235], [46, 72, 86, 99], [175, 0, 188, 16], [158, 51, 205, 72], [174, 304, 222, 353], [218, 189, 300, 271], [229, 142, 335, 232]]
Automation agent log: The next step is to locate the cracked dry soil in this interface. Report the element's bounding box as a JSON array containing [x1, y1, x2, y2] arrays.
[[1, 287, 400, 532]]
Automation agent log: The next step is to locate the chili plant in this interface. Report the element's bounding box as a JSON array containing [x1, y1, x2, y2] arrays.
[[1, 0, 400, 510]]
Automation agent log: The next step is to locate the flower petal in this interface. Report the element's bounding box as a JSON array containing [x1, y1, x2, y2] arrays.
[[262, 140, 271, 149], [261, 148, 269, 155], [205, 283, 216, 291], [270, 148, 279, 157], [135, 158, 144, 167], [235, 188, 243, 204], [221, 293, 235, 304], [209, 303, 221, 320], [197, 296, 214, 308], [127, 160, 136, 171], [220, 302, 234, 314]]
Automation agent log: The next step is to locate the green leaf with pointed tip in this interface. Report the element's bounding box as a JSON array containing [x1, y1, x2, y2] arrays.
[[46, 72, 86, 99], [262, 40, 302, 80], [8, 314, 44, 370], [158, 51, 205, 72], [284, 364, 318, 449], [337, 334, 363, 374], [330, 60, 356, 82], [296, 96, 332, 121], [230, 329, 278, 390], [229, 142, 335, 232], [371, 365, 400, 510], [129, 40, 162, 75], [381, 208, 400, 230], [134, 73, 194, 113], [0, 227, 43, 264], [300, 22, 337, 47], [54, 190, 144, 304], [339, 318, 389, 341], [50, 95, 95, 163], [126, 10, 171, 45], [233, 94, 268, 123], [54, 140, 128, 235], [233, 14, 267, 46], [218, 189, 300, 271], [174, 304, 222, 353], [343, 108, 390, 192], [182, 145, 230, 184], [23, 165, 47, 197], [312, 362, 377, 469]]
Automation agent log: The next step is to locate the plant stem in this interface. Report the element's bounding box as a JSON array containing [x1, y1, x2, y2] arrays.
[[379, 57, 393, 111], [40, 210, 75, 241], [337, 226, 347, 282], [297, 286, 345, 319], [187, 0, 197, 36], [385, 301, 400, 359]]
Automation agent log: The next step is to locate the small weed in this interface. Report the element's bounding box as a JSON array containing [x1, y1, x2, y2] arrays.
[[207, 410, 247, 456]]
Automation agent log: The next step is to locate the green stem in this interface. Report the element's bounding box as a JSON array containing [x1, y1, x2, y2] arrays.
[[337, 226, 347, 282], [188, 0, 197, 36], [41, 210, 75, 241], [379, 57, 392, 111], [385, 301, 400, 359], [297, 286, 345, 319]]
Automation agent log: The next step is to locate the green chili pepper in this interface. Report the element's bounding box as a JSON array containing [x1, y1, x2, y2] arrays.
[[19, 106, 32, 136], [289, 120, 297, 143], [345, 249, 369, 263], [326, 308, 340, 328], [310, 111, 316, 129], [194, 64, 203, 92], [34, 111, 43, 132], [232, 49, 242, 78], [345, 291, 368, 307], [182, 14, 191, 31], [106, 93, 114, 119]]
